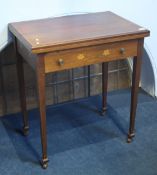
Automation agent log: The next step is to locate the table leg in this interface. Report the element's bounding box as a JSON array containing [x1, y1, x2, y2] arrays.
[[88, 65, 91, 97], [102, 62, 108, 115], [127, 39, 144, 143], [0, 62, 7, 115], [36, 55, 48, 169], [16, 42, 29, 136]]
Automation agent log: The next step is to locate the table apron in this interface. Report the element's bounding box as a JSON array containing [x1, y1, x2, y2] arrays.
[[44, 40, 138, 73]]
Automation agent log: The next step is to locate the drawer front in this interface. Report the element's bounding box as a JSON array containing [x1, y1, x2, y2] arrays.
[[44, 40, 138, 73]]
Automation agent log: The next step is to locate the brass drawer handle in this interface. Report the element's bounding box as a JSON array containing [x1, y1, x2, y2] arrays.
[[120, 48, 125, 55], [58, 58, 64, 66]]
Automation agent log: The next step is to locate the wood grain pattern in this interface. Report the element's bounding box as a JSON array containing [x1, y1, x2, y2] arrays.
[[9, 11, 149, 53], [17, 40, 37, 70], [127, 39, 144, 143], [102, 62, 108, 113], [8, 11, 150, 168], [14, 38, 29, 135], [44, 40, 138, 73], [36, 54, 48, 168]]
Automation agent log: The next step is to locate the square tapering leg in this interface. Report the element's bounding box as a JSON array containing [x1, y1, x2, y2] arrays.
[[15, 38, 29, 136], [127, 39, 144, 143], [36, 55, 48, 169], [101, 62, 108, 115]]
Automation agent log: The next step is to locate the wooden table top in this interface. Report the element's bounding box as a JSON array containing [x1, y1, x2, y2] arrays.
[[9, 11, 150, 53]]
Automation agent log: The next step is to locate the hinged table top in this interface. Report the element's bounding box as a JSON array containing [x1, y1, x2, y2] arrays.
[[9, 11, 150, 53]]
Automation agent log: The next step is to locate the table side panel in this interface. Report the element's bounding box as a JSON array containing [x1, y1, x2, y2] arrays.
[[17, 40, 38, 70], [44, 40, 138, 73]]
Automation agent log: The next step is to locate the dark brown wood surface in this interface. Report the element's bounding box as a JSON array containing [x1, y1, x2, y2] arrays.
[[44, 40, 137, 73], [9, 11, 149, 53], [127, 39, 144, 142], [7, 11, 150, 168], [36, 54, 48, 167], [15, 38, 29, 135]]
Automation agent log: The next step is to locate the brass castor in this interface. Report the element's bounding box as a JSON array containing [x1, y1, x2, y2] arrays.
[[100, 107, 107, 116], [41, 158, 49, 169], [42, 162, 48, 169], [23, 126, 29, 136], [127, 137, 132, 143], [127, 132, 135, 143]]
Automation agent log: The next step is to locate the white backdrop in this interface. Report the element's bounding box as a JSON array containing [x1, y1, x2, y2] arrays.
[[1, 0, 157, 95]]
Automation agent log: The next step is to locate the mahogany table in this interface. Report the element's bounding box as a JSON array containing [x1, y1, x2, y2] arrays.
[[8, 11, 150, 168]]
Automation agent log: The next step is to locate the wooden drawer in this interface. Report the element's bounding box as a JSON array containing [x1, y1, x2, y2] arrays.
[[44, 40, 138, 73]]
